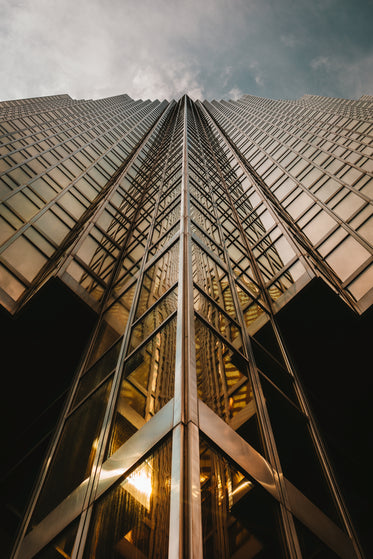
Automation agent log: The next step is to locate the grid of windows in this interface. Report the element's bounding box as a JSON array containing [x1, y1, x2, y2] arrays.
[[1, 91, 371, 559], [203, 94, 373, 309]]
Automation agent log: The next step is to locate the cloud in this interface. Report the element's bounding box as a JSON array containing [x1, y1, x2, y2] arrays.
[[131, 64, 205, 101], [310, 56, 331, 70], [228, 87, 243, 100], [0, 0, 372, 102]]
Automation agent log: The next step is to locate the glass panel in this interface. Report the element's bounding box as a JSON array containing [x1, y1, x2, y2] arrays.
[[148, 220, 179, 258], [194, 288, 241, 346], [333, 192, 364, 220], [7, 191, 40, 220], [101, 283, 137, 343], [252, 322, 285, 365], [200, 440, 287, 558], [34, 521, 78, 559], [35, 210, 70, 244], [0, 263, 26, 300], [84, 438, 172, 559], [2, 235, 47, 281], [58, 191, 86, 219], [192, 242, 236, 318], [73, 339, 122, 407], [136, 241, 179, 318], [191, 220, 225, 260], [0, 215, 15, 244], [195, 318, 253, 422], [251, 338, 297, 404], [294, 518, 341, 559], [107, 318, 176, 456], [30, 379, 113, 527], [260, 376, 342, 527], [357, 214, 373, 244], [129, 287, 178, 353], [348, 264, 373, 299], [326, 236, 370, 281]]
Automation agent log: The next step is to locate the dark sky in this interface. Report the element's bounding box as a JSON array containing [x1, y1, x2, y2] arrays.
[[0, 0, 372, 102]]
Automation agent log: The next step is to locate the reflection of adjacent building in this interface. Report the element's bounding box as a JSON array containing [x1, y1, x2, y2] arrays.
[[0, 92, 372, 558]]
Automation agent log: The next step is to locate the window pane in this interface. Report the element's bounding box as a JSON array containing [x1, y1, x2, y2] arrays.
[[200, 440, 287, 558], [2, 236, 47, 281], [107, 318, 176, 456], [84, 438, 172, 559], [30, 379, 113, 527], [34, 521, 78, 559]]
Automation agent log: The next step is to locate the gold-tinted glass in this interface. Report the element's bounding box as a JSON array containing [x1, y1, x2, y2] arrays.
[[108, 318, 176, 456], [84, 438, 172, 559], [195, 318, 253, 423], [129, 287, 178, 353], [200, 440, 287, 558], [30, 378, 113, 527], [192, 241, 236, 318], [136, 241, 179, 318]]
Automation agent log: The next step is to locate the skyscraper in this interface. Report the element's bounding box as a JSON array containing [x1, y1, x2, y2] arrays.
[[0, 92, 372, 558]]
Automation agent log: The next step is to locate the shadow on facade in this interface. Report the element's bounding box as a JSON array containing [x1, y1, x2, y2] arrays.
[[0, 279, 97, 557]]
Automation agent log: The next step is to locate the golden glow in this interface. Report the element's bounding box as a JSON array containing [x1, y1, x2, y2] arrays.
[[121, 460, 153, 510]]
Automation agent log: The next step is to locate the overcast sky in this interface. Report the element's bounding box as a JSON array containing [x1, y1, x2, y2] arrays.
[[0, 0, 372, 103]]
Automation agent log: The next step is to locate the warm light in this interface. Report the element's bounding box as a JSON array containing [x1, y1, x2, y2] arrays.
[[121, 461, 153, 510], [200, 473, 209, 484]]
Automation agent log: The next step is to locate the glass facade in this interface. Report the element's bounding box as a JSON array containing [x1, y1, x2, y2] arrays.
[[1, 91, 372, 559]]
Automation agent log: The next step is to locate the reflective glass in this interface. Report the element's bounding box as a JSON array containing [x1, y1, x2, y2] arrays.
[[34, 521, 78, 559], [35, 210, 70, 244], [73, 339, 122, 407], [192, 242, 236, 318], [2, 235, 47, 281], [136, 241, 179, 318], [200, 440, 287, 558], [30, 379, 113, 527], [129, 287, 178, 352], [195, 318, 253, 422], [84, 438, 172, 559], [194, 287, 241, 345], [325, 235, 370, 281], [0, 263, 26, 300], [261, 376, 342, 526], [108, 318, 176, 456]]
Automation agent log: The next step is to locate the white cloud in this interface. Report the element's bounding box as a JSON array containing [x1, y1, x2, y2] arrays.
[[0, 0, 247, 102], [0, 0, 372, 103], [131, 64, 204, 101], [310, 56, 331, 70], [228, 87, 243, 100]]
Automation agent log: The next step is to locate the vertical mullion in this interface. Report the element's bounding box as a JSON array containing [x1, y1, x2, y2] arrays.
[[170, 96, 202, 559]]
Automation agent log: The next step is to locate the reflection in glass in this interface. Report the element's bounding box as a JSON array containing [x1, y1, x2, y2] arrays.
[[194, 287, 241, 345], [129, 287, 178, 353], [108, 318, 176, 456], [192, 242, 236, 318], [200, 440, 287, 558], [195, 318, 252, 422], [30, 379, 113, 527], [136, 241, 179, 318], [84, 439, 172, 559], [73, 339, 122, 407], [34, 521, 78, 559]]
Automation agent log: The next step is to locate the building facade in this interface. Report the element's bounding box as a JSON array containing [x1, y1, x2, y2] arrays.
[[0, 92, 372, 558]]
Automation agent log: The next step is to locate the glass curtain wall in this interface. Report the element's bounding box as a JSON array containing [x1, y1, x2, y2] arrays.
[[6, 94, 370, 559]]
